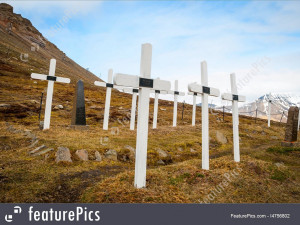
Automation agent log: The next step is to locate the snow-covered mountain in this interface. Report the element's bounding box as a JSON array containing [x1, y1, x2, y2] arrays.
[[216, 93, 300, 123]]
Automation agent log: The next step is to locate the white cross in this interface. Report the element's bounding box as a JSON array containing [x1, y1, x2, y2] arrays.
[[221, 73, 246, 162], [123, 87, 139, 130], [188, 61, 220, 170], [94, 69, 122, 130], [114, 43, 171, 188], [187, 91, 201, 126], [151, 85, 169, 129], [31, 59, 70, 130], [168, 80, 185, 127], [267, 93, 272, 128]]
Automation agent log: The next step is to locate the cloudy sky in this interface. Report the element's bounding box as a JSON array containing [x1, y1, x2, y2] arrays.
[[5, 0, 300, 105]]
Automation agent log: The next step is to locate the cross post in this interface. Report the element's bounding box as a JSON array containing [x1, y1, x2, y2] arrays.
[[31, 59, 70, 130], [168, 80, 185, 127]]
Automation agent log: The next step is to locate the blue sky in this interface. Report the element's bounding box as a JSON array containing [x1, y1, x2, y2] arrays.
[[5, 0, 300, 105]]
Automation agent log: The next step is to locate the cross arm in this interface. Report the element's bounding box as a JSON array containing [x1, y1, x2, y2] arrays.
[[188, 92, 202, 97], [31, 73, 70, 84], [188, 83, 220, 97], [150, 90, 168, 94], [167, 90, 185, 96], [222, 93, 246, 102], [94, 81, 123, 90]]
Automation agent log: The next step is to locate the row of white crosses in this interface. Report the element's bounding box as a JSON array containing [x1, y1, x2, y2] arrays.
[[30, 45, 246, 189]]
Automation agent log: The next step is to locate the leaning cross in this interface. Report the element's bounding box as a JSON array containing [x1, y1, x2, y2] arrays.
[[114, 43, 171, 188], [188, 61, 220, 170], [221, 73, 246, 162], [94, 69, 122, 130], [168, 80, 185, 127], [31, 59, 70, 130]]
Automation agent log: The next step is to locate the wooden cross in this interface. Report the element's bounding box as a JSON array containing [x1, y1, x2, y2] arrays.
[[168, 80, 185, 127], [114, 43, 171, 188], [188, 61, 220, 170], [31, 59, 70, 130], [94, 69, 122, 130], [221, 73, 246, 162]]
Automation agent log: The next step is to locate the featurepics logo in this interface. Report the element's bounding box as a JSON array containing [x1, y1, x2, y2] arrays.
[[28, 206, 100, 222]]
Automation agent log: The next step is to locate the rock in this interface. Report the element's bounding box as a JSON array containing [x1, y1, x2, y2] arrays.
[[124, 145, 135, 161], [53, 105, 64, 110], [177, 147, 184, 152], [118, 107, 123, 110], [0, 104, 11, 108], [156, 148, 168, 158], [157, 159, 165, 165], [24, 131, 36, 139], [216, 131, 228, 144], [55, 147, 72, 163], [75, 149, 89, 161], [270, 136, 279, 140], [30, 100, 39, 104], [190, 148, 197, 153], [261, 131, 266, 135], [160, 108, 167, 111], [95, 151, 102, 161], [104, 149, 118, 161], [29, 145, 46, 154], [275, 162, 285, 168], [33, 148, 53, 156], [90, 105, 101, 110], [124, 145, 135, 154]]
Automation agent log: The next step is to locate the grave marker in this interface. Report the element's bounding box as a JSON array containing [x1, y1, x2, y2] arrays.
[[94, 69, 122, 130], [123, 88, 139, 130], [268, 93, 272, 127], [71, 80, 86, 126], [222, 73, 246, 162], [114, 43, 171, 188], [282, 106, 299, 147], [31, 59, 70, 130], [168, 80, 185, 127], [188, 61, 220, 170], [152, 87, 168, 129], [187, 90, 201, 126]]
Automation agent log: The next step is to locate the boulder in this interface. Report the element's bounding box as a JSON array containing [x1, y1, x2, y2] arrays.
[[95, 151, 102, 162], [156, 148, 168, 158], [53, 105, 64, 110], [75, 149, 89, 161], [216, 131, 228, 144], [157, 159, 165, 165], [104, 149, 118, 161], [55, 147, 72, 163], [190, 148, 197, 153]]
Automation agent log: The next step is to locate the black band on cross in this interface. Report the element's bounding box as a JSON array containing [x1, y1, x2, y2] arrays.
[[155, 90, 160, 94], [174, 91, 179, 95], [106, 83, 114, 88], [139, 78, 153, 88], [46, 76, 57, 81], [133, 89, 139, 93], [233, 94, 239, 101], [194, 92, 197, 96], [202, 86, 210, 94]]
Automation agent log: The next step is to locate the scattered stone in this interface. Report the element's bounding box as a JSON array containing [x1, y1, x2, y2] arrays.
[[30, 100, 39, 104], [75, 149, 89, 161], [95, 151, 102, 161], [190, 148, 197, 153], [53, 105, 64, 110], [160, 108, 166, 111], [261, 131, 266, 135], [157, 159, 165, 165], [156, 148, 168, 158], [275, 162, 285, 168], [55, 147, 72, 163], [216, 131, 228, 144], [104, 149, 118, 161], [177, 147, 184, 152], [124, 145, 135, 154], [90, 105, 101, 110], [33, 148, 53, 156], [24, 131, 35, 139], [270, 136, 279, 140], [29, 145, 46, 154], [28, 139, 39, 148], [0, 104, 11, 108]]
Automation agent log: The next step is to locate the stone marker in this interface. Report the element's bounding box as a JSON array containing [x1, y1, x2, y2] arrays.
[[75, 149, 89, 161], [71, 80, 87, 126], [31, 59, 70, 130], [55, 147, 72, 163], [104, 149, 118, 161], [282, 106, 299, 147]]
